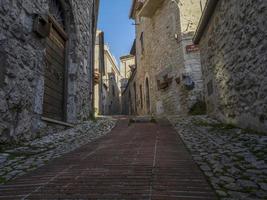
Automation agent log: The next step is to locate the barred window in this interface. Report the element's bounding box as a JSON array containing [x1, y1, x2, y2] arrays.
[[48, 0, 65, 28]]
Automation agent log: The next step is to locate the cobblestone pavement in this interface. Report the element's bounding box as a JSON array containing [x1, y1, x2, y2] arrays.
[[0, 117, 216, 200], [169, 115, 267, 200], [0, 118, 116, 185]]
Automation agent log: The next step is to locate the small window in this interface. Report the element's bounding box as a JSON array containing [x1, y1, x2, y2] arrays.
[[207, 80, 213, 96], [140, 32, 144, 54]]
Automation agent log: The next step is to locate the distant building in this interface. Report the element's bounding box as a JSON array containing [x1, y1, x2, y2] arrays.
[[194, 0, 267, 133], [94, 30, 105, 115], [120, 54, 136, 94], [94, 36, 121, 116], [121, 68, 137, 115], [130, 0, 206, 116], [103, 45, 121, 115], [121, 42, 138, 115], [0, 0, 99, 143], [120, 54, 136, 79]]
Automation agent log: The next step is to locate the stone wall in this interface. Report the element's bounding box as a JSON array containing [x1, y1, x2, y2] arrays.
[[197, 0, 267, 132], [132, 0, 204, 116], [0, 0, 98, 143]]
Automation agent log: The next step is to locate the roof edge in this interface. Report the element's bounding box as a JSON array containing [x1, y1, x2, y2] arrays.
[[129, 0, 136, 19], [120, 54, 135, 60], [193, 0, 219, 44]]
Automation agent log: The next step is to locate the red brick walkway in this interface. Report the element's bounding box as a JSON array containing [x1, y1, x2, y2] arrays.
[[0, 118, 217, 200]]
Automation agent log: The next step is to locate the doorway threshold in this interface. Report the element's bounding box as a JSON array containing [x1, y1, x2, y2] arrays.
[[42, 117, 75, 128]]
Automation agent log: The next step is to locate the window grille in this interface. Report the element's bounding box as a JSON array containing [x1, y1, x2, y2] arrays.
[[48, 0, 65, 28]]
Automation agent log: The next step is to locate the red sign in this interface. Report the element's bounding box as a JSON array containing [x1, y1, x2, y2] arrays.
[[186, 44, 199, 53]]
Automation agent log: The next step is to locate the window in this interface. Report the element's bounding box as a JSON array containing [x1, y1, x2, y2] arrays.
[[140, 32, 144, 54]]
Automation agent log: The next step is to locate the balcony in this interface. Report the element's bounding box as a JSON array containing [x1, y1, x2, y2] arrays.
[[139, 0, 165, 18]]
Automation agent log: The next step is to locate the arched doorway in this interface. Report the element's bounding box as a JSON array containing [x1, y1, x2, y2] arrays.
[[43, 0, 68, 121], [145, 78, 150, 114]]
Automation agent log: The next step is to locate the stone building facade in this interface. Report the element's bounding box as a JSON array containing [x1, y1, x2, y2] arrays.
[[94, 33, 121, 116], [0, 0, 99, 143], [119, 54, 136, 96], [194, 0, 267, 133], [121, 68, 137, 115], [121, 42, 138, 115], [120, 54, 136, 79], [103, 45, 121, 115], [94, 30, 105, 115], [130, 0, 206, 116]]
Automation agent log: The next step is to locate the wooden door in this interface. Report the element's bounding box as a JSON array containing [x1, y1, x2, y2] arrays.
[[43, 22, 66, 121]]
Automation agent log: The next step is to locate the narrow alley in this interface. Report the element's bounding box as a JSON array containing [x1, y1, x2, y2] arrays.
[[1, 0, 267, 200], [0, 117, 216, 200]]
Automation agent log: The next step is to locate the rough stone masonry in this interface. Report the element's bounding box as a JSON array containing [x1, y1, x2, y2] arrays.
[[129, 0, 206, 116], [194, 0, 267, 133], [0, 0, 99, 143]]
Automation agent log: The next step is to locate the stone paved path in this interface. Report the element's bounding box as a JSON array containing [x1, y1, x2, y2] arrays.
[[169, 115, 267, 200], [0, 117, 216, 200], [0, 118, 116, 184]]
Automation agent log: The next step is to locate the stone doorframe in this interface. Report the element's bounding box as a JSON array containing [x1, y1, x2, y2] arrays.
[[41, 0, 76, 123], [43, 15, 68, 121]]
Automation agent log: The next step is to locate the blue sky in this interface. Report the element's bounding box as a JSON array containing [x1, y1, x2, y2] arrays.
[[98, 0, 135, 66]]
